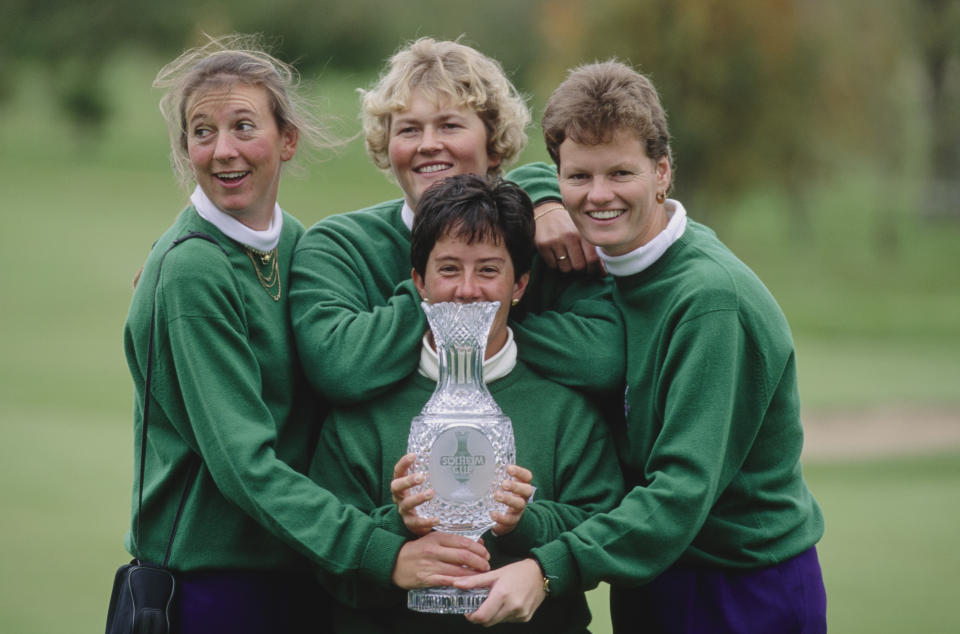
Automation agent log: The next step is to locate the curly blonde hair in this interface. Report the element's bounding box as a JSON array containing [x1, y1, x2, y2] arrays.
[[360, 38, 530, 177], [154, 33, 336, 190]]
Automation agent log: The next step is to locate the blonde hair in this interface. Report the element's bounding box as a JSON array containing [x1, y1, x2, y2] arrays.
[[360, 37, 530, 176], [154, 33, 336, 189]]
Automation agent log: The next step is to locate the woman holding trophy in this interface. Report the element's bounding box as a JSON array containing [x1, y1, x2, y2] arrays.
[[310, 174, 624, 633]]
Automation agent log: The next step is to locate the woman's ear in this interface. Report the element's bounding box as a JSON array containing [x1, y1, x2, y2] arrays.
[[512, 272, 531, 304], [412, 268, 427, 301], [656, 156, 671, 193], [280, 126, 299, 162]]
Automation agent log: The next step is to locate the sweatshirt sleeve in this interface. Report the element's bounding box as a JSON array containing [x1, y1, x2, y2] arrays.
[[289, 216, 426, 404], [505, 161, 561, 204], [159, 246, 405, 585], [531, 309, 769, 595], [309, 406, 410, 608], [495, 393, 625, 557], [512, 264, 626, 393]]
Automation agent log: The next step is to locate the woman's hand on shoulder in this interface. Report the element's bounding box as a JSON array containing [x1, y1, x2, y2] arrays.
[[533, 202, 600, 273]]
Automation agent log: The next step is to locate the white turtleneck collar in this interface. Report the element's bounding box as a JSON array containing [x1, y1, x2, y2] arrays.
[[418, 327, 517, 384], [597, 199, 688, 277], [401, 201, 415, 233], [191, 185, 284, 252]]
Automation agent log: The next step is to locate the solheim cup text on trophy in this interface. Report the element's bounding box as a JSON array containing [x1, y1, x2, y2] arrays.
[[406, 301, 516, 614]]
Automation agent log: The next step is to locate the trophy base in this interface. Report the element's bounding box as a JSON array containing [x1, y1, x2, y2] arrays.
[[407, 586, 488, 614]]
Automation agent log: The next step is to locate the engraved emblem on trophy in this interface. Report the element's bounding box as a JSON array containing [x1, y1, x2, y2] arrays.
[[406, 300, 516, 614]]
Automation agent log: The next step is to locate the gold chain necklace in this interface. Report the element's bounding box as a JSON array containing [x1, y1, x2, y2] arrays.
[[243, 246, 281, 301]]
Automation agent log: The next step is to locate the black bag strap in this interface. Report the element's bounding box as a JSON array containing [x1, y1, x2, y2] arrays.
[[135, 231, 225, 565]]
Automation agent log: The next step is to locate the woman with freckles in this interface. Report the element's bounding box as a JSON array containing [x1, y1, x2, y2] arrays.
[[309, 174, 623, 633], [121, 35, 487, 634], [289, 38, 624, 407], [457, 61, 826, 633]]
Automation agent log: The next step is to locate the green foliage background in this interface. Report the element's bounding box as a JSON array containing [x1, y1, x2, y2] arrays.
[[1, 2, 959, 632]]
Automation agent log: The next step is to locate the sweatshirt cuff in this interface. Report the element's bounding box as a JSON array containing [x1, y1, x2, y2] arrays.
[[490, 507, 541, 555], [359, 527, 407, 587], [396, 278, 427, 313], [531, 539, 581, 597]]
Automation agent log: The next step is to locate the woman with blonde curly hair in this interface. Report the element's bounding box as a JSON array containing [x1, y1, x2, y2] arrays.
[[121, 34, 488, 634], [290, 37, 624, 405]]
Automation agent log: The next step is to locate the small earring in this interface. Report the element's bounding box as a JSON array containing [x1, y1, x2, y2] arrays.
[[511, 298, 520, 307], [421, 296, 429, 302], [656, 191, 665, 203]]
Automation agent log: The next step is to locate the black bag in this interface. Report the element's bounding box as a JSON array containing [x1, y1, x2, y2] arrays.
[[105, 562, 176, 634], [105, 233, 220, 634]]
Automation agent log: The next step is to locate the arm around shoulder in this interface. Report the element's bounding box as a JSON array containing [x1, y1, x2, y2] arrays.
[[513, 275, 625, 392], [289, 222, 426, 403], [158, 249, 407, 586]]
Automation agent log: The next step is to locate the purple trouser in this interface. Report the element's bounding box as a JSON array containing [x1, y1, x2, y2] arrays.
[[173, 569, 331, 634], [610, 546, 827, 634]]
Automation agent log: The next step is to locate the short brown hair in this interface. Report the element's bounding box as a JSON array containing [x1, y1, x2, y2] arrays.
[[542, 60, 672, 171], [360, 38, 530, 176]]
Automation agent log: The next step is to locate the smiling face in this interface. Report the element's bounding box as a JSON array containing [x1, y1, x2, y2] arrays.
[[558, 127, 671, 256], [186, 82, 298, 230], [387, 91, 498, 210], [413, 233, 528, 359]]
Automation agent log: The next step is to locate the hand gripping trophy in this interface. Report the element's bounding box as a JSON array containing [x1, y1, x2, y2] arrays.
[[406, 300, 516, 614]]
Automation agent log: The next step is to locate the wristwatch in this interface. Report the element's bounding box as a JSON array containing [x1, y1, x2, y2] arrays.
[[536, 559, 552, 596]]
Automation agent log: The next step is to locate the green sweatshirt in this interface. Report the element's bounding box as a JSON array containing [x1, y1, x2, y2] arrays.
[[123, 207, 404, 582], [532, 220, 824, 596], [310, 360, 625, 633], [289, 163, 625, 404]]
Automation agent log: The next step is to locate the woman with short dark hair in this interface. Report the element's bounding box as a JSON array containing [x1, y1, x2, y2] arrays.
[[311, 174, 624, 633]]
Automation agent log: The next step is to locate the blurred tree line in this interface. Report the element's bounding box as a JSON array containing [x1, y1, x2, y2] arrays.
[[2, 0, 957, 219]]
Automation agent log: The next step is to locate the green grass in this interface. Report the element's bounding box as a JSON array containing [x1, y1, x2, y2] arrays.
[[1, 411, 131, 633], [1, 52, 958, 633], [794, 336, 960, 410], [804, 454, 960, 633]]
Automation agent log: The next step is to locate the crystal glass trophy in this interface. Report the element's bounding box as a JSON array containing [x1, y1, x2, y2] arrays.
[[406, 301, 516, 614]]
